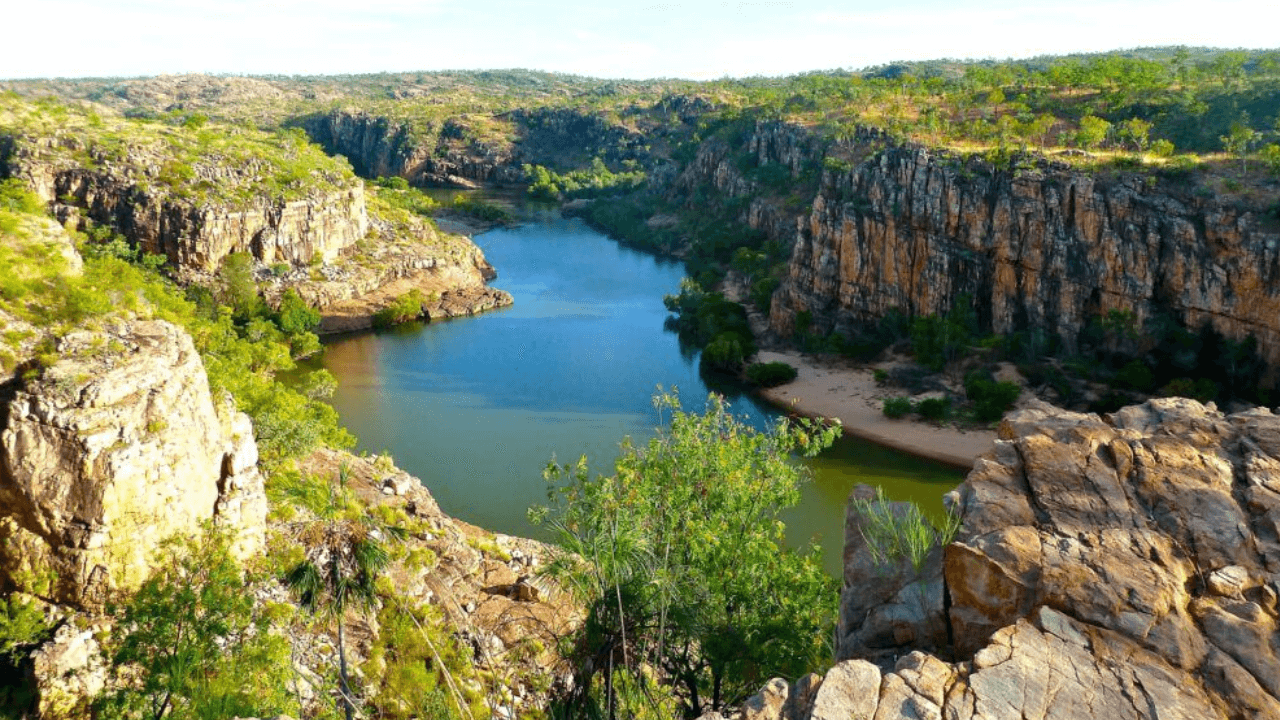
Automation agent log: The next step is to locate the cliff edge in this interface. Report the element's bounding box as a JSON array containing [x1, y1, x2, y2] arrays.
[[724, 397, 1280, 720]]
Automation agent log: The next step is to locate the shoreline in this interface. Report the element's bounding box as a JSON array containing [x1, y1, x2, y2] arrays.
[[751, 350, 995, 470]]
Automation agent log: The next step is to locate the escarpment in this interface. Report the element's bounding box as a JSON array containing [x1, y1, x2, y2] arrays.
[[0, 100, 368, 275], [771, 142, 1280, 370], [306, 105, 651, 189], [0, 320, 266, 608], [724, 398, 1280, 720]]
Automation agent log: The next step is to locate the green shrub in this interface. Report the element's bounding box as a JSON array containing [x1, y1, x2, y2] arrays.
[[849, 488, 961, 573], [701, 332, 747, 373], [964, 372, 1021, 422], [882, 397, 914, 418], [917, 396, 951, 421], [745, 361, 798, 387], [1160, 377, 1219, 403], [1115, 360, 1155, 392], [374, 289, 427, 328]]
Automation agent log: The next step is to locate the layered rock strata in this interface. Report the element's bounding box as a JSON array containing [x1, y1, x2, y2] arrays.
[[0, 320, 266, 608], [726, 398, 1280, 719], [2, 134, 367, 274], [772, 143, 1280, 370]]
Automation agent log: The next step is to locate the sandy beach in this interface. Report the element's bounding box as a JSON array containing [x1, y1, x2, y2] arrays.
[[753, 350, 996, 469]]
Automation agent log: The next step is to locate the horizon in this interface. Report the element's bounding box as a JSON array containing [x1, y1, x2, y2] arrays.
[[3, 0, 1277, 82]]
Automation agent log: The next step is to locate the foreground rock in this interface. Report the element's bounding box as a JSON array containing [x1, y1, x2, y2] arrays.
[[725, 398, 1280, 719], [0, 320, 266, 608]]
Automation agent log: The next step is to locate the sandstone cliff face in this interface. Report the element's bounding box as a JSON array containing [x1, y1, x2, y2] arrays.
[[727, 398, 1280, 720], [307, 108, 524, 188], [12, 159, 367, 274], [308, 106, 652, 189], [0, 320, 266, 608], [666, 120, 830, 251], [771, 143, 1280, 369]]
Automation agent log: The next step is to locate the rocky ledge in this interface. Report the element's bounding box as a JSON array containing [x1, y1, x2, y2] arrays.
[[0, 320, 266, 609], [724, 397, 1280, 720]]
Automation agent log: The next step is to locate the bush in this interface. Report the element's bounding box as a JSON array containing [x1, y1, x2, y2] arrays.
[[745, 361, 799, 387], [374, 289, 427, 328], [701, 332, 747, 373], [1160, 377, 1219, 403], [965, 372, 1021, 422], [917, 396, 951, 421], [1115, 360, 1155, 392], [882, 397, 914, 418], [531, 392, 839, 716]]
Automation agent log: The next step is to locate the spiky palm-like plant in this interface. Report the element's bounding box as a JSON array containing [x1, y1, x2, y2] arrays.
[[284, 464, 402, 720]]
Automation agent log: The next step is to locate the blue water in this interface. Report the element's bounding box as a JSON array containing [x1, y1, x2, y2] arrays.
[[317, 211, 963, 574]]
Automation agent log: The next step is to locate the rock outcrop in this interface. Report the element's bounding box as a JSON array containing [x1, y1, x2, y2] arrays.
[[0, 99, 368, 275], [771, 142, 1280, 372], [0, 320, 266, 608], [725, 398, 1280, 719]]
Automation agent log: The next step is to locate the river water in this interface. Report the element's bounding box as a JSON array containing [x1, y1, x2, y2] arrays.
[[314, 210, 964, 574]]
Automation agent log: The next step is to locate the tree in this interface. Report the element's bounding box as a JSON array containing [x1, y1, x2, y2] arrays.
[[531, 392, 840, 718], [96, 529, 292, 720], [1222, 121, 1262, 171], [217, 251, 263, 321], [1117, 118, 1153, 153], [284, 466, 403, 720], [1075, 115, 1111, 150]]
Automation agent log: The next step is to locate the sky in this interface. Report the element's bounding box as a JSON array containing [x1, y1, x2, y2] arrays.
[[3, 0, 1277, 81]]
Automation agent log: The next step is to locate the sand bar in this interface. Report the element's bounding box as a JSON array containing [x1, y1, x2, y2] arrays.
[[753, 350, 996, 469]]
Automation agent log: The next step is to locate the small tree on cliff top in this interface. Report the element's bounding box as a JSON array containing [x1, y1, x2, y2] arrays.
[[530, 391, 840, 718]]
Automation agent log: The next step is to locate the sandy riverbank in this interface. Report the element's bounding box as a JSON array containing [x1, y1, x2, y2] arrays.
[[753, 350, 996, 469]]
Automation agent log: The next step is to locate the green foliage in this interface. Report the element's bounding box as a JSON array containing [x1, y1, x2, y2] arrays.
[[531, 392, 840, 716], [217, 252, 264, 321], [449, 194, 512, 223], [524, 159, 646, 201], [1160, 377, 1220, 403], [701, 332, 748, 373], [373, 289, 426, 328], [909, 297, 976, 371], [0, 594, 50, 659], [917, 396, 951, 421], [745, 361, 798, 387], [882, 397, 914, 419], [284, 466, 406, 720], [664, 279, 758, 366], [1116, 360, 1156, 392], [848, 488, 961, 573], [964, 372, 1021, 423], [276, 289, 320, 335], [96, 529, 293, 720]]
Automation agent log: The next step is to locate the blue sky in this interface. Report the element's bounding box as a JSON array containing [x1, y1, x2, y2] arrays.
[[3, 0, 1276, 80]]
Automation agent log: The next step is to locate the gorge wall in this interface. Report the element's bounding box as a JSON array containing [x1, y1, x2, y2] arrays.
[[305, 106, 651, 188], [769, 142, 1280, 369]]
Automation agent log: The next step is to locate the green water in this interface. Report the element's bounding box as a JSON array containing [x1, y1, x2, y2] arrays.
[[315, 209, 964, 575]]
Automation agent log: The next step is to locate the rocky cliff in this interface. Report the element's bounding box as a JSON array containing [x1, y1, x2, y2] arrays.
[[723, 398, 1280, 720], [0, 319, 266, 608], [306, 106, 652, 189], [0, 98, 369, 275], [770, 142, 1280, 372]]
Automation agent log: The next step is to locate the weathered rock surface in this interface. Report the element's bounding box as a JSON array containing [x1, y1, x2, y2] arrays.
[[295, 449, 579, 716], [772, 141, 1280, 371], [0, 320, 266, 607], [259, 208, 513, 333], [726, 398, 1280, 719], [2, 125, 367, 274]]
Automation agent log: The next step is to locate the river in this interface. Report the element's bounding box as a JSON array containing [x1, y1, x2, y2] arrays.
[[313, 209, 964, 575]]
